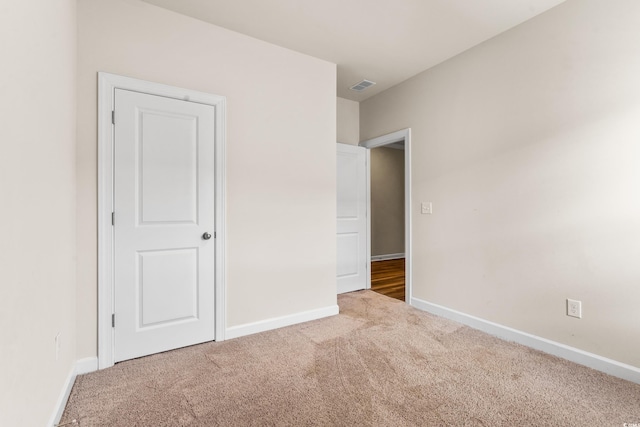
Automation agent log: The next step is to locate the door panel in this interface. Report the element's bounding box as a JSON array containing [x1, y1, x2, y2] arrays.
[[138, 248, 198, 327], [337, 153, 359, 218], [114, 89, 216, 362], [139, 111, 198, 224], [337, 144, 367, 294], [337, 233, 359, 277]]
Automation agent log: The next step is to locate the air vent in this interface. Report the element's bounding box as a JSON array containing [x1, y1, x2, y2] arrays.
[[349, 79, 376, 92]]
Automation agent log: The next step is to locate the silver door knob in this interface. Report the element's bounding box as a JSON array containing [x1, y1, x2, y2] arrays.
[[202, 232, 212, 240]]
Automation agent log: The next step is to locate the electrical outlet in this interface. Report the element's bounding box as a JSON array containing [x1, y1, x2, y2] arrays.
[[567, 299, 582, 318], [55, 333, 60, 361], [421, 202, 432, 214]]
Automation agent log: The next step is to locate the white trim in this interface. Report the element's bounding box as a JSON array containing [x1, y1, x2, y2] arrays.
[[359, 129, 407, 149], [365, 149, 371, 290], [48, 357, 99, 427], [371, 253, 405, 262], [98, 72, 227, 369], [411, 297, 640, 385], [75, 357, 99, 375], [48, 364, 75, 427], [225, 305, 340, 340], [360, 128, 412, 303], [405, 131, 413, 303]]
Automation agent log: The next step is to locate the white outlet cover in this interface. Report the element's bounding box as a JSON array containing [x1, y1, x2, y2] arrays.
[[567, 299, 582, 319]]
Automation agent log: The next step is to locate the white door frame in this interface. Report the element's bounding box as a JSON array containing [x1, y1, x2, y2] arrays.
[[97, 72, 227, 369], [359, 128, 412, 303]]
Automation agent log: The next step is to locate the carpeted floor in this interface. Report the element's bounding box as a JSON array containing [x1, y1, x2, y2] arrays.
[[62, 290, 640, 426]]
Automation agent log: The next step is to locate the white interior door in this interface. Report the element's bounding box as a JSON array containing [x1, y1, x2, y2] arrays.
[[337, 143, 368, 294], [114, 88, 216, 362]]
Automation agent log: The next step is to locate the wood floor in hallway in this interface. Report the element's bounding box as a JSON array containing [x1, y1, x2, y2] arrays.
[[371, 258, 405, 301]]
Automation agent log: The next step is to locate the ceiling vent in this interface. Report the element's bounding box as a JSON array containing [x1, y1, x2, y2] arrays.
[[349, 79, 376, 92]]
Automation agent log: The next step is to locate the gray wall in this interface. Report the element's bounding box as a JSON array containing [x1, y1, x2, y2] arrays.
[[337, 97, 359, 145], [77, 0, 337, 358], [371, 147, 405, 256], [361, 0, 640, 368], [0, 0, 77, 424]]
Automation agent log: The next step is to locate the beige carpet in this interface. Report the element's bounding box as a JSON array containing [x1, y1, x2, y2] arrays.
[[62, 291, 640, 426]]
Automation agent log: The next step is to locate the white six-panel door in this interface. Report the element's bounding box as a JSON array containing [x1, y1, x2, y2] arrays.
[[337, 143, 368, 294], [114, 88, 216, 362]]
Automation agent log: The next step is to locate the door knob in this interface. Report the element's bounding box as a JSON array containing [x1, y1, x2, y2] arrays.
[[202, 232, 212, 240]]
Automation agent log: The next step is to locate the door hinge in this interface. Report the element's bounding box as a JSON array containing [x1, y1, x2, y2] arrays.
[[111, 110, 115, 125], [111, 314, 115, 328], [111, 212, 115, 226]]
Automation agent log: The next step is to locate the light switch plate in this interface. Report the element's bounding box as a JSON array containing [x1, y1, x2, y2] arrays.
[[421, 202, 432, 214]]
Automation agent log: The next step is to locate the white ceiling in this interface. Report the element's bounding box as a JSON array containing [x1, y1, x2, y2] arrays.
[[142, 0, 566, 102]]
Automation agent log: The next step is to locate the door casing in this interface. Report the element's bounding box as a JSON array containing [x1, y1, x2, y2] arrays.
[[360, 128, 412, 303], [97, 72, 227, 369]]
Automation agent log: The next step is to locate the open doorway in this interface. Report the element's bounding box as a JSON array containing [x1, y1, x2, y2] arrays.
[[369, 143, 405, 300], [360, 129, 412, 303]]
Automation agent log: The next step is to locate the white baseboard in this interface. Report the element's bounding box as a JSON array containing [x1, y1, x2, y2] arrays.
[[371, 253, 405, 262], [226, 304, 339, 340], [411, 297, 640, 385], [48, 364, 76, 427], [75, 357, 99, 375], [48, 357, 99, 427]]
